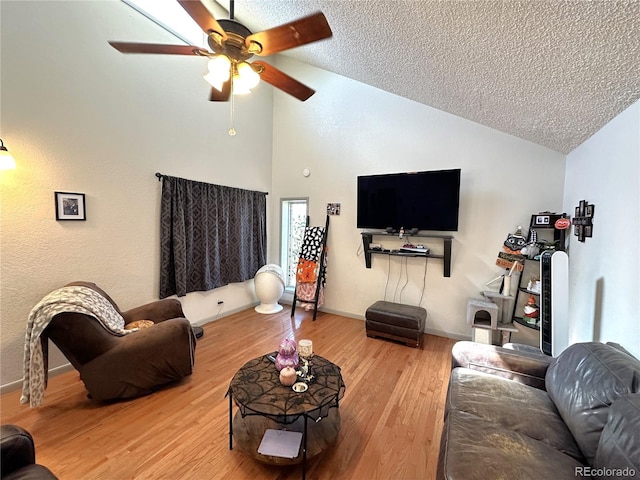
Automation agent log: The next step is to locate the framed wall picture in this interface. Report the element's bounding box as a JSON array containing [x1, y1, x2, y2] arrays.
[[535, 215, 550, 226], [586, 204, 594, 217], [55, 191, 86, 221], [584, 225, 593, 237]]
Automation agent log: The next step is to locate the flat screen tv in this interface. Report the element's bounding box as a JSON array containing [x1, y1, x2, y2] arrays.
[[357, 169, 461, 232]]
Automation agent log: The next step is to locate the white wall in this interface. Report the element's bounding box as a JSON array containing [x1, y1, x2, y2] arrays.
[[0, 0, 273, 387], [563, 100, 640, 358], [270, 57, 566, 339]]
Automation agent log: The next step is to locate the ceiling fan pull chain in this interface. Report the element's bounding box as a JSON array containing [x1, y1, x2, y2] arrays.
[[229, 77, 237, 136]]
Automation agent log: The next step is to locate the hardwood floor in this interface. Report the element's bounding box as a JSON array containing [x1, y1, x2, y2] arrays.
[[1, 308, 456, 479]]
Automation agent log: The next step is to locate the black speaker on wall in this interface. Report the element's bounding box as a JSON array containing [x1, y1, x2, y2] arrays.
[[540, 250, 569, 356]]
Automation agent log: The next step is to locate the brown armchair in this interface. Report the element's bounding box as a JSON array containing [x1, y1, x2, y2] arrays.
[[43, 282, 196, 402]]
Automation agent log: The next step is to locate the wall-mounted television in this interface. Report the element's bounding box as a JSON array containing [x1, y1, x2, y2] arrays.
[[357, 169, 461, 232]]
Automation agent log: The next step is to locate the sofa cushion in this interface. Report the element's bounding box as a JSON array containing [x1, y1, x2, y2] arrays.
[[451, 341, 553, 390], [447, 368, 583, 461], [438, 410, 585, 480], [594, 393, 640, 477], [546, 342, 640, 465]]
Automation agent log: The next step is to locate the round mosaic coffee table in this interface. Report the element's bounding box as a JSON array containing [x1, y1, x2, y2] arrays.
[[227, 354, 345, 478]]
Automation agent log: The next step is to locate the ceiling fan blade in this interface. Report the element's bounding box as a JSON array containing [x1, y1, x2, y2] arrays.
[[253, 61, 315, 101], [178, 0, 227, 41], [109, 42, 204, 55], [245, 12, 332, 56], [209, 81, 231, 102]]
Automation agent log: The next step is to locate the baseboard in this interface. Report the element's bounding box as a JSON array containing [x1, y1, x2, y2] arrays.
[[290, 304, 470, 342], [1, 362, 75, 396], [193, 302, 260, 327], [424, 327, 470, 342]]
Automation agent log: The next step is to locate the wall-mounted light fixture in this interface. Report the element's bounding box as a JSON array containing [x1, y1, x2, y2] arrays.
[[0, 139, 16, 170]]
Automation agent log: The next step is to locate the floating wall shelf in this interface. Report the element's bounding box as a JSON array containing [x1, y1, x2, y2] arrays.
[[360, 232, 453, 277]]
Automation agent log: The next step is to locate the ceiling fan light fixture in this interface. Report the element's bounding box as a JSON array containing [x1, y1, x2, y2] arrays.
[[237, 62, 260, 90], [204, 54, 231, 91], [232, 73, 252, 95], [207, 54, 231, 75], [203, 71, 225, 91]]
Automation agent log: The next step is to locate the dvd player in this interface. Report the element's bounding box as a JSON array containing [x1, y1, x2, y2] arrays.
[[400, 247, 429, 254]]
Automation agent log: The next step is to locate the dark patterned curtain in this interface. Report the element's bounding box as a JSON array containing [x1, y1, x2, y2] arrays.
[[159, 175, 267, 298]]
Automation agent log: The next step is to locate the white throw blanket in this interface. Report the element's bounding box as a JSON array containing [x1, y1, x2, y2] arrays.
[[21, 286, 133, 407]]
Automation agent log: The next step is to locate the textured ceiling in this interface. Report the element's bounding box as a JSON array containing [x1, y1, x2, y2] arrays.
[[212, 0, 640, 154]]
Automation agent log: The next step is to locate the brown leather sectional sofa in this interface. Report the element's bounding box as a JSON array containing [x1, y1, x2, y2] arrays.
[[438, 341, 640, 479], [1, 425, 57, 479]]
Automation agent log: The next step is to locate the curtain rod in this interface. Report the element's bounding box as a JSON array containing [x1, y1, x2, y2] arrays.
[[155, 172, 268, 195]]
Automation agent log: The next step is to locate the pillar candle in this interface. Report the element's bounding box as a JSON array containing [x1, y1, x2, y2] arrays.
[[298, 339, 313, 357]]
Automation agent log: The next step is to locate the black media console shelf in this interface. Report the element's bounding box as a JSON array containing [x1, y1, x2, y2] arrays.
[[361, 232, 453, 277]]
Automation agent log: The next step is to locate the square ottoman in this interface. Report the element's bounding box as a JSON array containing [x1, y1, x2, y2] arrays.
[[365, 301, 427, 347]]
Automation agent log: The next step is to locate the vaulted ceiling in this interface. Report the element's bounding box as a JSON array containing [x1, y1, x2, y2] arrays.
[[212, 0, 640, 154]]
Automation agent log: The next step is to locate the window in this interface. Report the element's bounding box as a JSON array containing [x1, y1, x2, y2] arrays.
[[280, 199, 308, 290]]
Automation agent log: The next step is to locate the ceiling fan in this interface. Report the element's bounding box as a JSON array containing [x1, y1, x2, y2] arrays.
[[109, 0, 333, 102]]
